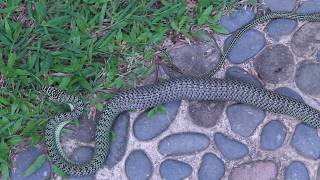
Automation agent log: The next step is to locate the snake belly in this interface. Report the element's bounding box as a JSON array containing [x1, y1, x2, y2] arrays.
[[44, 77, 320, 176]]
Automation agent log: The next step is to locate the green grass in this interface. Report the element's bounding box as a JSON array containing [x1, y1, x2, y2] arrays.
[[0, 0, 257, 179]]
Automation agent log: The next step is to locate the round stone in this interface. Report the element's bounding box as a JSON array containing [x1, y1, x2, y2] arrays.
[[220, 8, 255, 33], [254, 44, 294, 84], [224, 29, 266, 64], [285, 161, 310, 180], [226, 66, 263, 87], [71, 147, 94, 163], [67, 113, 97, 142], [226, 104, 266, 137], [264, 0, 296, 11], [297, 0, 320, 13], [69, 147, 95, 180], [160, 159, 192, 180], [188, 101, 225, 128], [291, 23, 320, 58], [125, 150, 153, 180], [291, 123, 320, 159], [260, 120, 287, 151], [229, 161, 277, 180], [158, 132, 210, 156], [295, 62, 320, 96], [169, 35, 220, 76], [275, 87, 304, 102], [10, 147, 51, 180], [198, 153, 225, 180], [133, 101, 180, 141], [266, 19, 297, 41], [106, 112, 130, 168], [214, 132, 249, 160]]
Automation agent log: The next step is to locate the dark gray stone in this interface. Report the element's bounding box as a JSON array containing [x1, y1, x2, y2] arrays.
[[11, 147, 51, 180], [278, 89, 298, 102], [264, 0, 296, 11], [295, 63, 320, 96], [220, 8, 255, 33], [226, 66, 263, 87], [169, 35, 220, 76], [67, 113, 97, 142], [317, 51, 320, 61], [260, 120, 287, 150], [160, 159, 192, 180], [275, 87, 304, 102], [254, 44, 294, 84], [125, 150, 153, 180], [214, 132, 249, 160], [297, 0, 320, 13], [266, 19, 297, 41], [198, 153, 225, 180], [224, 30, 266, 64], [188, 101, 225, 128], [69, 147, 95, 180], [133, 101, 180, 141], [291, 123, 320, 159], [229, 161, 277, 180], [226, 104, 266, 137], [158, 132, 210, 156], [106, 112, 130, 168], [291, 23, 320, 58], [285, 161, 310, 180], [71, 147, 94, 163]]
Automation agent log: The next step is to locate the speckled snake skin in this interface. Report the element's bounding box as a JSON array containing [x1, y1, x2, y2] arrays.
[[43, 12, 320, 176]]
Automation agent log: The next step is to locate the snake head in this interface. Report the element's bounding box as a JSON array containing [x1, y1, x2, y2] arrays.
[[41, 86, 64, 102]]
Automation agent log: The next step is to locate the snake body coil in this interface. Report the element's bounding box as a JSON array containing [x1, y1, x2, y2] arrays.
[[43, 12, 320, 176]]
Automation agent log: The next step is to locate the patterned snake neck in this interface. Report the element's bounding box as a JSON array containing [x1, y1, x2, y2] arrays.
[[42, 11, 320, 176]]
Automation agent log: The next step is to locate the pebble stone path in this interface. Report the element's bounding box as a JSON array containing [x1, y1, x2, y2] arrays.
[[9, 0, 320, 179]]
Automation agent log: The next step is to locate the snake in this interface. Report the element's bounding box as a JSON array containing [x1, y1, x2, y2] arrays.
[[42, 11, 320, 176]]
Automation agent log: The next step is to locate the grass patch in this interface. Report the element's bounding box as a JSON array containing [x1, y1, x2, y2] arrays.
[[0, 0, 257, 178]]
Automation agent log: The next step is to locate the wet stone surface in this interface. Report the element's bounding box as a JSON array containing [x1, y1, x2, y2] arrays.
[[275, 87, 304, 102], [297, 0, 320, 13], [214, 132, 249, 160], [169, 34, 220, 76], [69, 147, 95, 180], [125, 150, 153, 180], [67, 113, 97, 142], [266, 19, 297, 41], [295, 62, 320, 96], [158, 132, 210, 156], [133, 101, 180, 141], [229, 161, 278, 180], [291, 22, 320, 58], [285, 161, 310, 180], [105, 112, 130, 168], [254, 44, 294, 84], [198, 153, 225, 180], [224, 29, 266, 64], [159, 159, 192, 180], [260, 120, 287, 151], [188, 101, 225, 128], [11, 147, 51, 180], [220, 8, 255, 33], [226, 66, 262, 87], [226, 103, 266, 137], [264, 0, 296, 11], [291, 123, 320, 159]]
